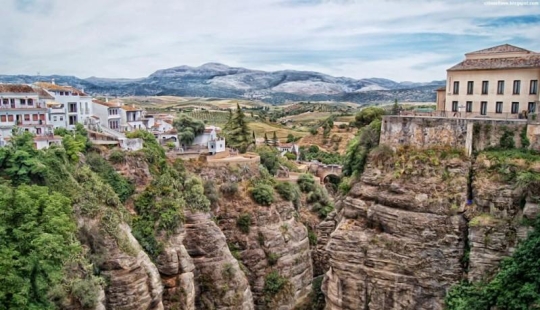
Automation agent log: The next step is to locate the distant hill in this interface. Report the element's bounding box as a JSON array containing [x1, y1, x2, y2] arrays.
[[0, 63, 445, 104]]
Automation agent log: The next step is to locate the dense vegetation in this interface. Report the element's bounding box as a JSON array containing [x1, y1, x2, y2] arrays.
[[173, 114, 205, 145], [446, 216, 540, 310], [299, 145, 343, 165], [223, 103, 252, 152]]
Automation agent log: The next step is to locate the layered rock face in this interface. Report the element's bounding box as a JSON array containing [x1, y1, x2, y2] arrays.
[[215, 198, 313, 309], [323, 150, 470, 310], [466, 153, 536, 282], [183, 212, 255, 310]]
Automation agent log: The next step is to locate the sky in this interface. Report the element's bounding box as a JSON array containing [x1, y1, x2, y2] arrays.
[[1, 0, 539, 82]]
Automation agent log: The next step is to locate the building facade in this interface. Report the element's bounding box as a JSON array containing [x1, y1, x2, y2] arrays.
[[438, 44, 540, 118], [92, 99, 122, 131], [35, 81, 93, 130]]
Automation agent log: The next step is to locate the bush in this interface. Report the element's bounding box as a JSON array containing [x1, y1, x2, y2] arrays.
[[297, 174, 316, 193], [251, 184, 275, 206], [499, 127, 515, 149], [108, 149, 126, 164], [307, 227, 317, 246], [236, 213, 252, 234], [264, 271, 289, 297], [267, 253, 279, 266], [204, 180, 221, 207], [220, 182, 239, 196], [275, 182, 300, 202], [284, 152, 297, 161]]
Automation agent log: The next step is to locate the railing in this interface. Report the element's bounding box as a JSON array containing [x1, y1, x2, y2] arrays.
[[0, 104, 45, 109], [391, 110, 528, 121]]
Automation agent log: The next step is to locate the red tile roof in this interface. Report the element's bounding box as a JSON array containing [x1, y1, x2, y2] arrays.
[[448, 55, 540, 71], [466, 44, 533, 55], [120, 105, 142, 111], [0, 84, 36, 94], [34, 82, 87, 96], [32, 86, 55, 99]]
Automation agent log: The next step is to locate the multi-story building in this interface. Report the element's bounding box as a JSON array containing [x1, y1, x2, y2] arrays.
[[35, 81, 93, 130], [92, 99, 122, 131], [438, 44, 540, 117], [0, 84, 52, 137], [120, 105, 146, 132]]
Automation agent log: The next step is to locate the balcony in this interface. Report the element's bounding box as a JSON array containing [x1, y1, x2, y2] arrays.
[[0, 103, 46, 110]]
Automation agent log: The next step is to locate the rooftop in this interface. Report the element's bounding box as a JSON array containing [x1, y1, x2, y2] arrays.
[[120, 105, 142, 111], [34, 82, 87, 96], [32, 86, 55, 99], [466, 44, 533, 55], [92, 99, 119, 108], [0, 84, 36, 94], [448, 55, 540, 71]]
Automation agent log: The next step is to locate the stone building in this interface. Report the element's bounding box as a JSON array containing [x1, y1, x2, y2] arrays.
[[437, 44, 540, 117]]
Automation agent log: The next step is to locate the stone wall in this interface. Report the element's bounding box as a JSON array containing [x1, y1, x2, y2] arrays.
[[380, 116, 531, 154]]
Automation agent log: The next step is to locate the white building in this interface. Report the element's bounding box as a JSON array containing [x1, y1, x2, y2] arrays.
[[0, 84, 61, 150], [120, 105, 146, 132], [35, 81, 93, 130], [190, 126, 226, 155], [277, 143, 299, 154], [92, 99, 121, 131]]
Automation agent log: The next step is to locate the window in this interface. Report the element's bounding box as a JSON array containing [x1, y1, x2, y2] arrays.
[[467, 81, 473, 95], [20, 99, 26, 105], [497, 80, 504, 94], [27, 99, 33, 105], [68, 115, 77, 125], [68, 103, 77, 113], [496, 102, 503, 113], [511, 102, 519, 114], [60, 116, 64, 121], [0, 115, 5, 122], [24, 114, 30, 121], [513, 80, 521, 95], [531, 80, 538, 95], [528, 102, 536, 113], [466, 101, 472, 112], [480, 101, 487, 115], [482, 81, 489, 94], [453, 81, 460, 95], [8, 115, 13, 122], [36, 128, 41, 135], [452, 101, 458, 112], [2, 99, 8, 105], [32, 114, 38, 121], [53, 116, 57, 121], [39, 114, 45, 120]]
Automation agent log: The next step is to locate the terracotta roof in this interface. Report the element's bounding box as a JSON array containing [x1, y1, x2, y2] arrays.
[[466, 44, 533, 55], [34, 82, 87, 96], [436, 86, 446, 91], [120, 105, 142, 111], [92, 99, 118, 108], [279, 143, 294, 148], [32, 86, 55, 99], [164, 119, 173, 125], [448, 54, 540, 71], [0, 84, 36, 94]]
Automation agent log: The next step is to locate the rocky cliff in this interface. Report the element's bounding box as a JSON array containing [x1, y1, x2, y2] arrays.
[[323, 147, 469, 310], [322, 145, 539, 310]]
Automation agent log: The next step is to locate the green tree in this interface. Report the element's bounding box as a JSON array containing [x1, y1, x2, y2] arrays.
[[264, 133, 270, 145], [0, 185, 82, 309], [392, 99, 400, 115], [353, 107, 385, 128], [272, 131, 279, 147], [342, 119, 381, 176], [224, 104, 251, 152], [173, 114, 205, 146], [257, 146, 280, 175], [252, 131, 256, 145]]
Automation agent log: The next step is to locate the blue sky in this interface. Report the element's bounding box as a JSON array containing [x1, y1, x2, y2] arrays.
[[1, 0, 539, 81]]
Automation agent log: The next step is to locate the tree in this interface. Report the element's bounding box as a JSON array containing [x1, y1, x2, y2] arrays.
[[173, 115, 205, 146], [252, 131, 256, 145], [342, 119, 381, 176], [272, 131, 279, 147], [353, 107, 385, 128], [264, 133, 270, 146], [286, 134, 296, 143], [224, 103, 251, 152], [392, 99, 400, 115]]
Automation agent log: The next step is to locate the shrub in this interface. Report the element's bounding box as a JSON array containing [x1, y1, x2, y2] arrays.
[[204, 180, 220, 207], [297, 174, 316, 193], [499, 127, 515, 149], [236, 213, 252, 234], [264, 271, 289, 297], [307, 227, 317, 246], [309, 127, 318, 135], [267, 253, 279, 266], [108, 149, 126, 164], [251, 184, 275, 206], [220, 182, 239, 196], [284, 152, 297, 161], [275, 182, 300, 202]]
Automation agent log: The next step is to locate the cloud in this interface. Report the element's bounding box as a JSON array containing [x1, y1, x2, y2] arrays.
[[1, 0, 539, 81]]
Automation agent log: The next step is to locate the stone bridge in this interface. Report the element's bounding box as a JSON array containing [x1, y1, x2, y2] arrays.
[[307, 162, 342, 183]]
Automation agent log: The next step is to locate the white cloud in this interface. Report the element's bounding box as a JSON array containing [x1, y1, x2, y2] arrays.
[[0, 0, 539, 81]]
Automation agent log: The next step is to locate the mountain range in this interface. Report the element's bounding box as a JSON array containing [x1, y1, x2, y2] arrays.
[[0, 63, 445, 104]]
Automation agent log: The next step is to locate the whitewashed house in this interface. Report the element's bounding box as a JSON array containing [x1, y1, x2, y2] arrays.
[[120, 105, 146, 132], [277, 143, 299, 154], [92, 99, 121, 131], [35, 81, 93, 130], [190, 126, 226, 155]]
